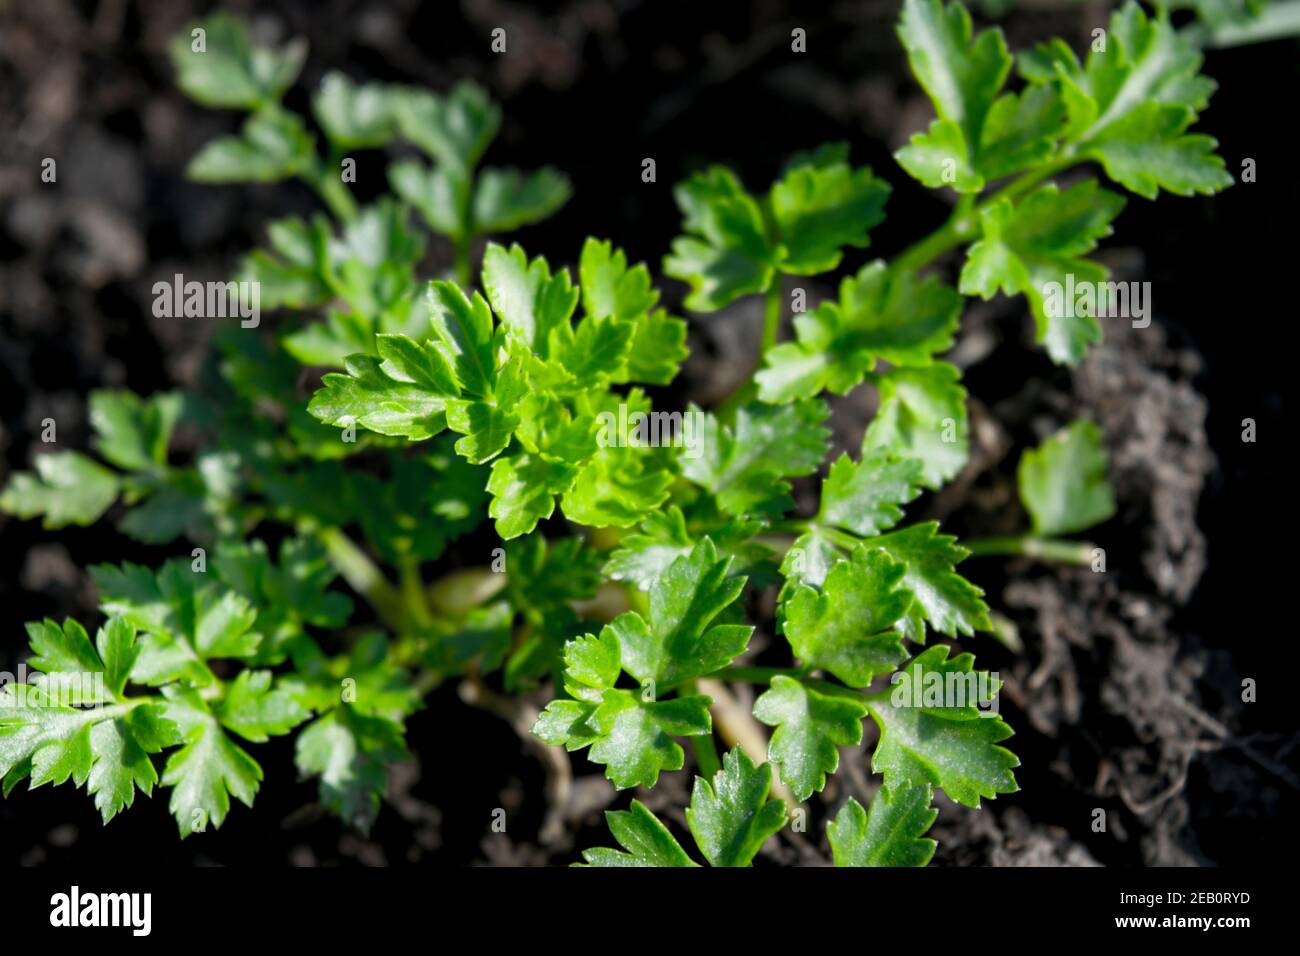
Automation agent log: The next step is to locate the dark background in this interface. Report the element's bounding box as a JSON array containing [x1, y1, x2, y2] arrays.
[[0, 0, 1294, 866]]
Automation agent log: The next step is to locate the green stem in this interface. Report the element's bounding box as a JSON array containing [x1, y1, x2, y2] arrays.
[[774, 520, 862, 552], [702, 665, 811, 686], [91, 701, 144, 719], [427, 566, 505, 617], [986, 155, 1075, 206], [690, 734, 722, 779], [399, 559, 434, 628], [714, 279, 783, 416], [761, 280, 783, 353], [892, 204, 978, 273], [315, 527, 406, 630], [413, 668, 444, 697], [964, 534, 1096, 566], [307, 162, 359, 223], [893, 156, 1079, 274], [453, 235, 472, 287], [683, 679, 723, 778], [451, 162, 477, 286]]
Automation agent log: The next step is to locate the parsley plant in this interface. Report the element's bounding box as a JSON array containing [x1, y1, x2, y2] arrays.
[[1, 1, 1231, 863]]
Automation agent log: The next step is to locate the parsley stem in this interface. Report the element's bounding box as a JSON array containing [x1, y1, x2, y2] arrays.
[[774, 520, 862, 552], [453, 236, 472, 287], [713, 278, 785, 415], [307, 161, 359, 223], [985, 155, 1076, 206], [315, 526, 406, 631], [893, 156, 1080, 275], [690, 734, 722, 779], [761, 279, 783, 352], [892, 205, 976, 273], [426, 566, 505, 617], [963, 534, 1096, 566], [702, 665, 811, 685], [399, 559, 434, 628], [684, 680, 723, 778], [698, 677, 799, 807]]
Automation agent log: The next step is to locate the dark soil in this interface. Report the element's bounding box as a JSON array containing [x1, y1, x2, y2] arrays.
[[1, 0, 1294, 866]]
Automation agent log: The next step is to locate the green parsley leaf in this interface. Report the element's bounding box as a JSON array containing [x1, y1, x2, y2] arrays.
[[781, 529, 844, 591], [579, 800, 698, 867], [558, 391, 671, 529], [754, 676, 867, 801], [756, 262, 961, 403], [561, 630, 621, 703], [0, 451, 120, 529], [390, 81, 500, 172], [89, 389, 183, 473], [388, 159, 465, 240], [308, 351, 449, 440], [211, 549, 337, 665], [311, 274, 528, 448], [586, 690, 714, 790], [486, 451, 577, 539], [117, 462, 232, 545], [1019, 2, 1231, 199], [561, 442, 673, 530], [0, 649, 180, 825], [579, 238, 688, 385], [354, 445, 487, 566], [547, 313, 636, 390], [769, 160, 891, 274], [663, 166, 775, 312], [976, 84, 1068, 181], [533, 689, 713, 791], [160, 684, 264, 836], [235, 214, 334, 310], [312, 72, 396, 149], [295, 706, 408, 834], [819, 450, 924, 538], [91, 560, 264, 685], [866, 645, 1018, 807], [214, 670, 309, 743], [866, 522, 990, 637], [862, 363, 969, 489], [782, 546, 915, 687], [0, 681, 180, 822], [686, 746, 788, 867], [620, 309, 689, 386], [25, 617, 115, 699], [896, 0, 1012, 193], [168, 14, 306, 110], [604, 507, 774, 592], [187, 109, 316, 183], [609, 538, 753, 687], [282, 633, 421, 721], [323, 199, 427, 317], [504, 533, 603, 615], [959, 181, 1125, 365], [481, 242, 579, 354], [895, 119, 982, 192], [827, 788, 938, 866], [665, 156, 892, 312], [682, 400, 829, 517], [897, 85, 1066, 192], [1017, 418, 1116, 535], [473, 167, 572, 234]]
